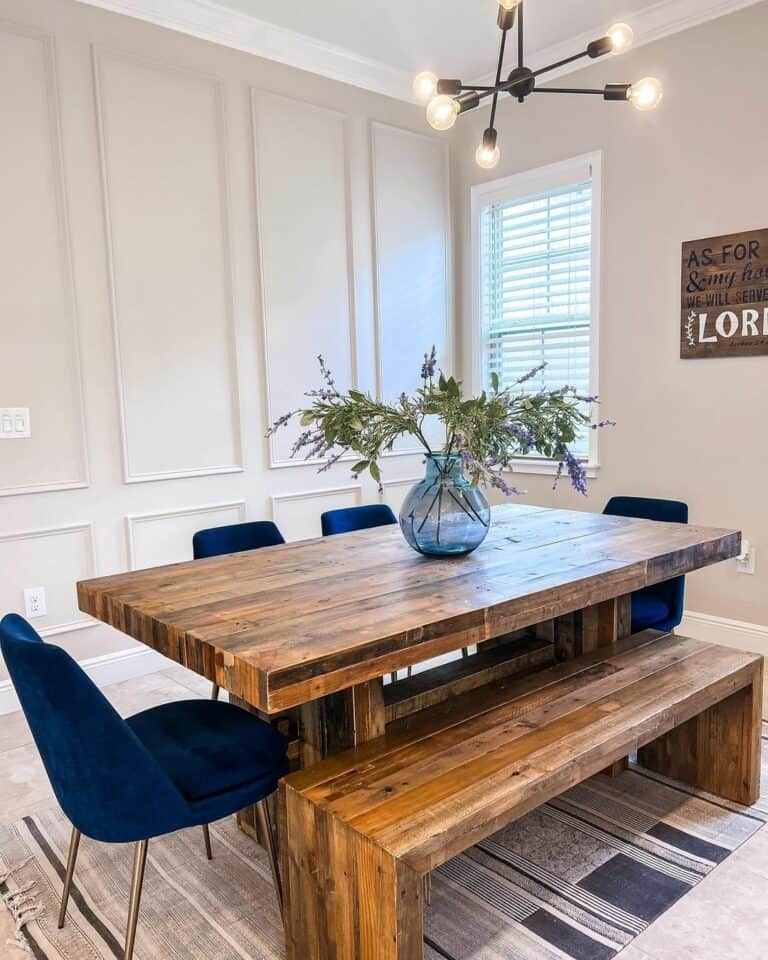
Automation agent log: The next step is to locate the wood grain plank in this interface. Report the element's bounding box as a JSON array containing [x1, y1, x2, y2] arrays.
[[76, 505, 741, 711]]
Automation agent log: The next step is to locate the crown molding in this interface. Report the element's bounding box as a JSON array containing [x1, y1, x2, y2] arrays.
[[74, 0, 761, 104], [73, 0, 413, 101]]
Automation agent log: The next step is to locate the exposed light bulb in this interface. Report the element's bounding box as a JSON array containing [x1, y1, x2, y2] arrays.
[[476, 142, 500, 169], [413, 71, 438, 103], [607, 22, 634, 55], [629, 76, 663, 111], [426, 95, 460, 131], [499, 0, 520, 9]]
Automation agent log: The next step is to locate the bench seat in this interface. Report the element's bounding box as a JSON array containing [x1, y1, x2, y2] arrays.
[[280, 630, 762, 959]]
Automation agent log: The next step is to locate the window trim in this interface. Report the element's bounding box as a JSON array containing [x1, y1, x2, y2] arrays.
[[469, 151, 603, 475]]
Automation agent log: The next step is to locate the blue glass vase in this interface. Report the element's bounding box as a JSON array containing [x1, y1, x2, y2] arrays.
[[399, 453, 491, 557]]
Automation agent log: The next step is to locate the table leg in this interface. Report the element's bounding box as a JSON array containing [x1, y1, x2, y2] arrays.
[[299, 678, 386, 765], [547, 595, 632, 776]]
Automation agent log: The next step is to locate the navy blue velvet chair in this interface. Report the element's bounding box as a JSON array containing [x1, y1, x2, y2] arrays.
[[193, 520, 285, 700], [320, 504, 397, 537], [603, 496, 689, 633], [193, 520, 285, 560], [0, 613, 288, 960]]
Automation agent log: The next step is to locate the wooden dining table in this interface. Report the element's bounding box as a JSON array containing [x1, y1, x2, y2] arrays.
[[78, 503, 739, 753]]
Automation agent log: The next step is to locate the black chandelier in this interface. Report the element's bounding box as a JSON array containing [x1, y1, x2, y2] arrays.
[[414, 1, 662, 168]]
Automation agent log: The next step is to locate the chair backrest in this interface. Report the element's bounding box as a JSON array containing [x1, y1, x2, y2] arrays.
[[193, 521, 285, 559], [603, 496, 688, 526], [321, 504, 397, 537], [0, 614, 189, 843], [603, 497, 688, 626]]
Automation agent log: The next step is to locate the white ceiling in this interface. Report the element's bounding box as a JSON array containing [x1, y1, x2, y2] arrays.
[[217, 0, 653, 78], [77, 0, 762, 100]]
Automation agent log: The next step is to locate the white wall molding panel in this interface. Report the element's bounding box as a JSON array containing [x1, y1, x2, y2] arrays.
[[126, 500, 246, 570], [271, 485, 362, 542], [370, 122, 452, 454], [0, 522, 97, 637], [93, 46, 243, 483], [0, 23, 89, 497], [252, 91, 358, 468]]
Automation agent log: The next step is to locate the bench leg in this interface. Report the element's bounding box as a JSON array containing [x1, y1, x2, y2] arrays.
[[638, 662, 763, 805], [281, 784, 423, 960]]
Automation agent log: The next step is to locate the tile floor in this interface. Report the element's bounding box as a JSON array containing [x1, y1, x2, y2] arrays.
[[1, 663, 767, 959]]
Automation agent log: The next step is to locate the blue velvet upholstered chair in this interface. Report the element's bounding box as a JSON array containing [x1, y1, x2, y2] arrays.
[[0, 613, 288, 960], [193, 520, 285, 560], [193, 520, 285, 699], [603, 496, 689, 633], [320, 504, 397, 537]]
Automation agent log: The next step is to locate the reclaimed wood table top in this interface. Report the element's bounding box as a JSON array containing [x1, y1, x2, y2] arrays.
[[77, 504, 740, 713]]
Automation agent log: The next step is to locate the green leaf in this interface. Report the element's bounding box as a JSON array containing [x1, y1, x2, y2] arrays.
[[351, 460, 369, 475], [300, 411, 315, 426], [490, 372, 499, 393], [369, 461, 381, 483]]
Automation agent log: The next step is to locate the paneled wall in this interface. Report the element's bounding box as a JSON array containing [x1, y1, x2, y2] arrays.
[[0, 0, 452, 692]]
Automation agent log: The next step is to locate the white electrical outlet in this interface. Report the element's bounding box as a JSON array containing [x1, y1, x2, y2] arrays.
[[0, 408, 31, 439], [23, 587, 47, 619], [736, 540, 756, 575]]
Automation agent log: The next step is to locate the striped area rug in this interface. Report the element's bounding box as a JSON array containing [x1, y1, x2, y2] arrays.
[[2, 730, 767, 960]]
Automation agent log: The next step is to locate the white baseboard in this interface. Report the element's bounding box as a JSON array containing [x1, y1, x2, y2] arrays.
[[680, 610, 768, 656], [0, 645, 169, 716]]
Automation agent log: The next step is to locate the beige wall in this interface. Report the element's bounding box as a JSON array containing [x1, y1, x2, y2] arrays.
[[452, 3, 768, 626], [0, 0, 452, 685]]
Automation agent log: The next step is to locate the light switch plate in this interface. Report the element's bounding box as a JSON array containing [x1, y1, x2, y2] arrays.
[[0, 408, 31, 439], [23, 587, 47, 619]]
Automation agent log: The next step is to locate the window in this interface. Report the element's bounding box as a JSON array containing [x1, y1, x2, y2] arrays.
[[471, 153, 601, 472]]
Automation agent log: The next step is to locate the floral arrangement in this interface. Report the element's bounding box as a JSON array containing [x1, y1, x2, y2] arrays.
[[268, 348, 613, 497]]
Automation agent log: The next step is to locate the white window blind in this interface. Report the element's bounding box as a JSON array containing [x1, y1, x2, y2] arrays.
[[479, 176, 593, 458]]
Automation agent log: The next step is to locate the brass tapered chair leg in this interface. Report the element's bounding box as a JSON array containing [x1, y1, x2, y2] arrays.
[[58, 826, 81, 929], [124, 840, 148, 960], [211, 684, 220, 701], [202, 824, 213, 860], [254, 799, 282, 913]]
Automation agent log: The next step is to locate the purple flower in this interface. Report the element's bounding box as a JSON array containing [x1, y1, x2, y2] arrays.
[[515, 361, 547, 386], [421, 345, 437, 381], [507, 422, 534, 452], [592, 419, 616, 429], [490, 474, 520, 497], [554, 449, 588, 497]]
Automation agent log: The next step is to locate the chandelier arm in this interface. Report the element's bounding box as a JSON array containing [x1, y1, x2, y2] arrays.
[[532, 49, 590, 80], [518, 1, 524, 69], [459, 85, 498, 92], [533, 87, 607, 95], [488, 27, 508, 130]]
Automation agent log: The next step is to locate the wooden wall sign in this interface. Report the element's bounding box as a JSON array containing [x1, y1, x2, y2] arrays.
[[681, 228, 768, 359]]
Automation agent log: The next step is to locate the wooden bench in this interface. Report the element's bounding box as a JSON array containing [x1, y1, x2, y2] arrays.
[[279, 630, 763, 959]]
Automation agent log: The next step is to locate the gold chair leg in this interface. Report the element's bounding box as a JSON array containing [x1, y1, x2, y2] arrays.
[[211, 684, 220, 701], [58, 826, 81, 929], [124, 840, 148, 960], [201, 824, 213, 860], [254, 798, 282, 914]]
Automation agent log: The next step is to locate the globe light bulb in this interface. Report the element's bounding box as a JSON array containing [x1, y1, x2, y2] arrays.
[[607, 22, 634, 55], [475, 142, 501, 169], [499, 0, 520, 9], [426, 95, 460, 131], [629, 77, 663, 111], [413, 71, 438, 103]]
